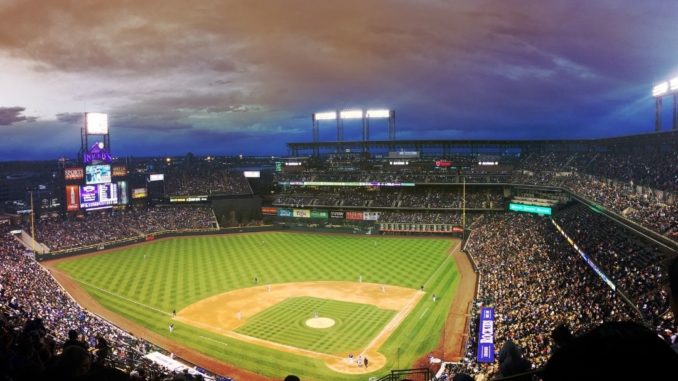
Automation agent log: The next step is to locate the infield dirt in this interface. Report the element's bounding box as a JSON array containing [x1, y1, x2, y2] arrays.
[[177, 281, 423, 374]]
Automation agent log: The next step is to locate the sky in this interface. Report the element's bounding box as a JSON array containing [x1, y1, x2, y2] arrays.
[[0, 0, 677, 160]]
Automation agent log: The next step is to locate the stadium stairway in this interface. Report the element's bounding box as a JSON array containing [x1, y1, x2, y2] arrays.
[[14, 230, 50, 254]]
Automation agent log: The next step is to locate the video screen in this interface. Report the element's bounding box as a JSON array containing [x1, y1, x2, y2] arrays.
[[132, 188, 148, 199], [86, 165, 112, 185]]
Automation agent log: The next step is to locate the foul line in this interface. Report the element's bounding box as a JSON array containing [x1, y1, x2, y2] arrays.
[[419, 306, 430, 320], [360, 291, 422, 357], [423, 240, 460, 289], [197, 335, 229, 347]]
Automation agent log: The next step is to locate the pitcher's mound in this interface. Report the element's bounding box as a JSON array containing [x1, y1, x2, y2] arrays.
[[305, 317, 335, 329]]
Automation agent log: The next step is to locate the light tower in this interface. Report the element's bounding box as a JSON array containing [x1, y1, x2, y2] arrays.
[[652, 77, 678, 131], [80, 112, 112, 164], [311, 108, 396, 156]]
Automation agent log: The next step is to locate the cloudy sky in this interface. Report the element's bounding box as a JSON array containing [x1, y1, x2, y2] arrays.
[[1, 0, 676, 160]]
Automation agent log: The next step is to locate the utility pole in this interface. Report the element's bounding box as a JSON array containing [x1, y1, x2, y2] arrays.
[[30, 191, 35, 253], [462, 176, 466, 240]]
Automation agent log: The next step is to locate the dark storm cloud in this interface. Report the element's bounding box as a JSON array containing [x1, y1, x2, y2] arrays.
[[116, 122, 194, 132], [111, 112, 194, 132], [0, 0, 676, 159], [55, 112, 83, 124], [0, 107, 37, 126]]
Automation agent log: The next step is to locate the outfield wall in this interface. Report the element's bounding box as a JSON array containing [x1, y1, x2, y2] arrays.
[[36, 225, 285, 261]]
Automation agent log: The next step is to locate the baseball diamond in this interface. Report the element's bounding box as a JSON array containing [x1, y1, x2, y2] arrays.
[[48, 232, 461, 380]]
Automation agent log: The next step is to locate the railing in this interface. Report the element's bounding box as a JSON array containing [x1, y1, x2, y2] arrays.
[[373, 368, 434, 381]]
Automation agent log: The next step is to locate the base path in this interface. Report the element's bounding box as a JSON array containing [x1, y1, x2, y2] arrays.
[[178, 281, 423, 374]]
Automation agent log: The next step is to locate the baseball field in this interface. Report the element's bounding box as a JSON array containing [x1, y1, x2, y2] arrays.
[[48, 232, 461, 381]]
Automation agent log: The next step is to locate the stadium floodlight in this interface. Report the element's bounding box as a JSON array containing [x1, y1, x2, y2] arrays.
[[670, 77, 678, 91], [340, 109, 363, 119], [652, 82, 669, 97], [314, 111, 337, 121], [86, 113, 109, 134], [366, 109, 391, 118]]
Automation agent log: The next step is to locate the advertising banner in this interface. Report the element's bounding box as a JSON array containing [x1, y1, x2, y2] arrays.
[[330, 211, 345, 219], [132, 188, 148, 199], [112, 165, 127, 177], [65, 167, 84, 180], [363, 211, 380, 221], [169, 196, 208, 203], [65, 185, 80, 211], [346, 211, 364, 220], [277, 208, 292, 217], [310, 210, 328, 219], [293, 209, 310, 218], [117, 181, 129, 205], [261, 207, 278, 215], [509, 202, 552, 215], [83, 141, 112, 164], [477, 307, 495, 363]]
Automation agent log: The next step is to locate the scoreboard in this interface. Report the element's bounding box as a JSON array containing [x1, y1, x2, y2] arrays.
[[79, 184, 119, 209]]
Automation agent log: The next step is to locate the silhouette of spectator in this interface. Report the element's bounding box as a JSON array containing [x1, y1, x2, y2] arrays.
[[541, 321, 678, 380], [62, 329, 88, 350], [452, 374, 475, 381], [284, 375, 300, 381], [669, 256, 678, 353], [497, 340, 532, 380], [550, 323, 574, 355], [51, 345, 91, 381]]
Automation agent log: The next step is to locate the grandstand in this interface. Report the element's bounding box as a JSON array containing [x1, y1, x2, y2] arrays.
[[0, 128, 676, 380]]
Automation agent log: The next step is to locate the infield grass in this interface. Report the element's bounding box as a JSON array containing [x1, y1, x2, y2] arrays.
[[54, 232, 460, 381], [236, 296, 396, 354]]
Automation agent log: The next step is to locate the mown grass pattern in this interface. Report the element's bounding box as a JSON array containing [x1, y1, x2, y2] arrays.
[[56, 232, 459, 381], [236, 297, 395, 354]]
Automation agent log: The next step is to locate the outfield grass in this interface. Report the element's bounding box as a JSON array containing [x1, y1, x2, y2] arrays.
[[55, 232, 459, 381], [236, 296, 396, 354]]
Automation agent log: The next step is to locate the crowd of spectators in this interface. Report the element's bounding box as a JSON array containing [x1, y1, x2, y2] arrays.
[[560, 173, 677, 239], [273, 187, 505, 209], [275, 169, 514, 185], [553, 204, 671, 323], [509, 151, 677, 239], [276, 150, 677, 241], [461, 213, 640, 378], [28, 206, 216, 251], [165, 168, 252, 196], [377, 211, 479, 225], [0, 228, 227, 380], [509, 150, 677, 193], [580, 151, 678, 192]]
